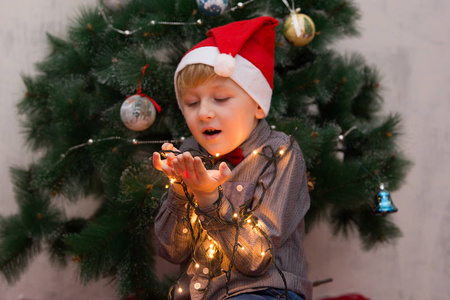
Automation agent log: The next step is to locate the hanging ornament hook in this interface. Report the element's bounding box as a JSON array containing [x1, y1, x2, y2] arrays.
[[134, 64, 161, 113], [281, 0, 302, 37]]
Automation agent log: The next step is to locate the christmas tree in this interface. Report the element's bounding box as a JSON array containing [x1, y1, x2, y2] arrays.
[[0, 0, 411, 299]]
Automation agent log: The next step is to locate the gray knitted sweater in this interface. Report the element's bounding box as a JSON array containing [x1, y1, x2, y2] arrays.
[[154, 119, 312, 300]]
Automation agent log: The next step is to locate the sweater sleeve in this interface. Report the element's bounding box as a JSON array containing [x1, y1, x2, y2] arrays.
[[153, 138, 202, 264], [154, 187, 197, 264], [198, 142, 310, 276]]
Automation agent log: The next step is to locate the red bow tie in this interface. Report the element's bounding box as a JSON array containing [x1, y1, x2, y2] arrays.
[[216, 148, 245, 166]]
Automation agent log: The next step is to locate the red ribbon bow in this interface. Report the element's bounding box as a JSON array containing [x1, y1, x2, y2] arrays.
[[216, 148, 245, 166]]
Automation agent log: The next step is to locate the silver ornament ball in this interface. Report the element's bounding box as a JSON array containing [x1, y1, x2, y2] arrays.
[[120, 94, 156, 131], [196, 0, 228, 16], [102, 0, 131, 11]]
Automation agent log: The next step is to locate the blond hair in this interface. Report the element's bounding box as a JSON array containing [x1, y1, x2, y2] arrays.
[[176, 64, 219, 97]]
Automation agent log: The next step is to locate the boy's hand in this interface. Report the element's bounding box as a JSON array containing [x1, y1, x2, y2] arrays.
[[153, 143, 178, 176], [153, 143, 184, 194], [173, 152, 231, 208]]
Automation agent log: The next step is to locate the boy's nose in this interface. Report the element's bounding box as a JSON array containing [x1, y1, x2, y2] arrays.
[[198, 101, 215, 120]]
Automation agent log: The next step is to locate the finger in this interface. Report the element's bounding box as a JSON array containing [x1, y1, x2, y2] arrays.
[[161, 163, 174, 178], [173, 156, 185, 178], [183, 152, 195, 180], [194, 156, 209, 181], [166, 152, 175, 168], [217, 162, 232, 184], [162, 143, 174, 151], [153, 152, 163, 170], [171, 145, 180, 153]]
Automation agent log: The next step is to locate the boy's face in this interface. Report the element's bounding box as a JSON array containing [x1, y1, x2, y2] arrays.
[[180, 76, 265, 156]]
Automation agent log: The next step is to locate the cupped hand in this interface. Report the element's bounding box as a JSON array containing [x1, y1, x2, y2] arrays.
[[172, 152, 231, 207]]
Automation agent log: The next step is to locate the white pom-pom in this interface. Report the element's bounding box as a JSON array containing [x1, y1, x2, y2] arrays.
[[214, 53, 236, 77]]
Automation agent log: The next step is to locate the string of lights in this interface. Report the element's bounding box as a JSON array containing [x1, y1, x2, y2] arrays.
[[57, 136, 185, 163], [337, 126, 389, 188], [159, 135, 296, 299], [98, 0, 259, 37]]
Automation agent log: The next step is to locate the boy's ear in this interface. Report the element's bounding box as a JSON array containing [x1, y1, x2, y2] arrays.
[[255, 105, 266, 119]]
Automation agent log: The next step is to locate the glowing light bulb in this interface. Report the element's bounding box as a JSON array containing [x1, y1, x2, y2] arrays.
[[247, 219, 252, 224], [178, 287, 183, 293], [253, 150, 258, 155], [208, 244, 215, 258], [279, 150, 284, 155], [165, 184, 169, 189], [261, 251, 265, 256], [215, 153, 220, 157], [170, 178, 176, 184], [241, 246, 245, 250], [195, 263, 200, 268], [233, 213, 238, 218]]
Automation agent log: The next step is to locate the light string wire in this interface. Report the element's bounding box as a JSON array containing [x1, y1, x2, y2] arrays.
[[159, 132, 297, 300], [98, 0, 260, 36], [58, 137, 185, 163], [337, 126, 387, 188]]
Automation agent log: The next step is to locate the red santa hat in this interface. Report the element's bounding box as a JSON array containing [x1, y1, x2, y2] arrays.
[[174, 16, 279, 117]]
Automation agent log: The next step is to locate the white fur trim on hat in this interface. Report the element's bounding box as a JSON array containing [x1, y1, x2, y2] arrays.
[[175, 46, 272, 116]]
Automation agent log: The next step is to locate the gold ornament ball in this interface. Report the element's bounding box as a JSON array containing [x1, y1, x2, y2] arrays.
[[283, 13, 316, 47]]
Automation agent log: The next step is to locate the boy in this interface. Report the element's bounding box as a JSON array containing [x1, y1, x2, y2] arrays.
[[153, 17, 311, 300]]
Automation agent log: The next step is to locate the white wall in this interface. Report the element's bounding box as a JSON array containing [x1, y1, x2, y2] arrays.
[[1, 1, 449, 300], [0, 1, 118, 299]]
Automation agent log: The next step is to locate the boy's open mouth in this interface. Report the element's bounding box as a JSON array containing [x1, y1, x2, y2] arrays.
[[203, 129, 221, 135], [202, 128, 222, 140]]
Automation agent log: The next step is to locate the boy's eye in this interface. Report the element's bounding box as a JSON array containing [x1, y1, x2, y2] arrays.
[[214, 97, 230, 102], [186, 101, 199, 107]]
